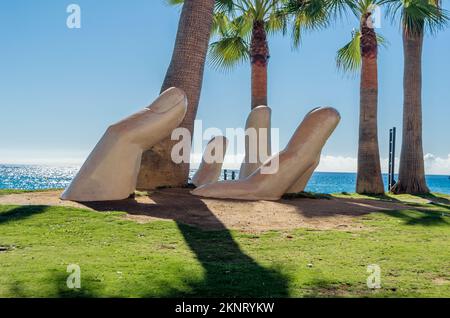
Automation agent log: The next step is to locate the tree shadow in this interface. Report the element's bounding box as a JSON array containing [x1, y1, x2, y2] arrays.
[[409, 193, 450, 211], [361, 194, 403, 203], [428, 202, 450, 211], [51, 272, 102, 298], [299, 278, 423, 298], [83, 190, 289, 298], [414, 193, 450, 205], [280, 191, 449, 220], [6, 272, 102, 298], [382, 209, 449, 227], [299, 278, 354, 298], [377, 193, 450, 211], [0, 205, 48, 225], [277, 196, 409, 219], [282, 192, 333, 200]]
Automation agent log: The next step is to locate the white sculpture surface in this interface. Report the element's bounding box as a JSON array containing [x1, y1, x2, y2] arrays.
[[192, 136, 229, 187], [285, 155, 320, 193], [61, 87, 187, 202], [192, 107, 340, 201], [239, 105, 272, 179]]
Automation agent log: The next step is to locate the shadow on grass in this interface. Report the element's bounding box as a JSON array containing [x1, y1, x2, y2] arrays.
[[0, 205, 48, 225], [332, 192, 450, 214], [168, 222, 288, 297], [336, 192, 405, 203], [149, 193, 288, 297], [83, 192, 289, 298], [300, 278, 422, 298], [282, 192, 333, 200], [385, 193, 450, 211], [383, 209, 449, 227], [412, 193, 450, 211], [52, 272, 103, 298], [428, 202, 450, 211], [7, 272, 103, 298], [414, 193, 450, 205], [363, 194, 403, 203], [300, 278, 357, 298]]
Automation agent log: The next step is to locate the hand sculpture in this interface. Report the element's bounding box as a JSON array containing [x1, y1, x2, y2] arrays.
[[192, 136, 228, 187], [192, 107, 340, 201], [61, 88, 187, 202], [239, 105, 272, 179], [285, 155, 320, 193]]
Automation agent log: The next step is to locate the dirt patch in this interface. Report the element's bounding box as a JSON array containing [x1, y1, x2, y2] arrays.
[[0, 191, 88, 210], [432, 277, 449, 286], [0, 188, 412, 232]]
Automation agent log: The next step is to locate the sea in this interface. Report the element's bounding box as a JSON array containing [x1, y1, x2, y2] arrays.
[[1, 164, 449, 194]]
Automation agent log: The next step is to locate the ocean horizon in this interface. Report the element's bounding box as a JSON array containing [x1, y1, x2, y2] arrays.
[[1, 164, 449, 195]]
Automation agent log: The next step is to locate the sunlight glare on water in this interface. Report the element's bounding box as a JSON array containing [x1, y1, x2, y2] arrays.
[[0, 164, 449, 194]]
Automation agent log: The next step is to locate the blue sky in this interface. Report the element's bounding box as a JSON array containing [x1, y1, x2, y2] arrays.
[[0, 1, 449, 174]]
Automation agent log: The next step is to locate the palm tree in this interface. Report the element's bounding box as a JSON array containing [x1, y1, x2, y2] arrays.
[[210, 0, 339, 109], [137, 0, 232, 189], [336, 0, 386, 194], [209, 0, 290, 109], [383, 0, 448, 194]]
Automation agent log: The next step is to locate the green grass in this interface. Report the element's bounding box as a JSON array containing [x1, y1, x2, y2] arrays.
[[333, 191, 450, 203], [282, 191, 333, 200], [0, 193, 449, 298]]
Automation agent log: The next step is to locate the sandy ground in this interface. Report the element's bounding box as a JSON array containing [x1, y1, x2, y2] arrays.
[[0, 189, 414, 232]]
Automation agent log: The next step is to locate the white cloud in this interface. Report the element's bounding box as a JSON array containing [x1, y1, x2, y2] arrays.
[[424, 153, 450, 175], [317, 155, 358, 173], [317, 153, 450, 175], [318, 155, 399, 174]]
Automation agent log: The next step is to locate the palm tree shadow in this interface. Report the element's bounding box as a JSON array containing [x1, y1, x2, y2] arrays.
[[382, 209, 449, 227], [361, 194, 403, 203], [413, 193, 450, 211], [0, 205, 48, 225], [83, 190, 289, 298]]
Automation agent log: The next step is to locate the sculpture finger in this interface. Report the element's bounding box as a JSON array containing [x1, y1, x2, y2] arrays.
[[192, 136, 229, 187], [239, 105, 272, 179], [193, 107, 340, 201], [61, 87, 187, 202]]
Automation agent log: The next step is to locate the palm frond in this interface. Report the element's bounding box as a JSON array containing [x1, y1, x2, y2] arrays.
[[326, 0, 358, 19], [376, 32, 388, 48], [232, 11, 254, 38], [336, 29, 362, 72], [382, 0, 449, 35], [209, 0, 288, 71], [208, 35, 250, 71], [285, 0, 332, 48], [165, 0, 184, 6], [212, 11, 231, 35], [215, 0, 235, 13], [266, 8, 288, 35]]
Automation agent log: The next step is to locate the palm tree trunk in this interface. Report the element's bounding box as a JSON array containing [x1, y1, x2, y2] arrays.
[[391, 29, 430, 194], [356, 13, 384, 194], [250, 21, 269, 109], [137, 0, 215, 190]]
